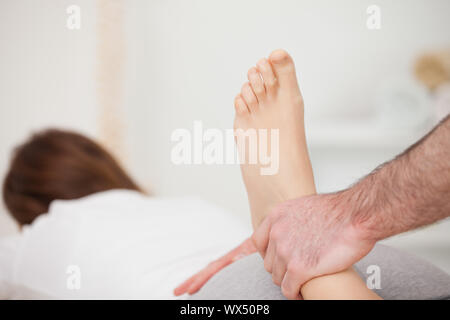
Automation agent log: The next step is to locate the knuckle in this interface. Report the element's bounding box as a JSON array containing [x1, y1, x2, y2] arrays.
[[281, 285, 294, 300], [277, 244, 291, 260], [272, 274, 282, 286], [250, 233, 259, 248], [286, 262, 302, 276], [269, 227, 282, 241], [264, 259, 272, 273]]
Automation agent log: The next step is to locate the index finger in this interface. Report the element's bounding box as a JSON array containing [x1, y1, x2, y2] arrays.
[[174, 274, 197, 296]]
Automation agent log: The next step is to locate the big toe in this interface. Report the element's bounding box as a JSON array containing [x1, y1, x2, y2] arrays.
[[269, 49, 298, 89]]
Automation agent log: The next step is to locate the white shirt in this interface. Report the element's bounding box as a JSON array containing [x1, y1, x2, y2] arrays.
[[0, 190, 250, 299]]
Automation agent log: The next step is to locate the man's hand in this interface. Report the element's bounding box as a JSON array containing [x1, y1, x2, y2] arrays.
[[252, 116, 450, 300], [174, 237, 256, 296], [252, 192, 376, 299]]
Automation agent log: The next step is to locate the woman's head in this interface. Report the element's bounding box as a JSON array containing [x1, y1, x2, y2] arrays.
[[3, 129, 141, 226]]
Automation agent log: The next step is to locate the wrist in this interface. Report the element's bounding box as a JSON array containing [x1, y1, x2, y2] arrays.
[[336, 184, 383, 243]]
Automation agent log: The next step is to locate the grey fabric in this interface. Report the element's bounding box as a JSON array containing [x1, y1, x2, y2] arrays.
[[189, 244, 450, 300], [354, 244, 450, 300]]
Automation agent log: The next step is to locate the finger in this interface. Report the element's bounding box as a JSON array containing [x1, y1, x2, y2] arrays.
[[281, 265, 308, 300], [251, 215, 274, 257], [263, 240, 276, 273], [177, 237, 257, 296], [186, 273, 214, 295], [271, 254, 287, 286], [229, 237, 257, 261], [174, 274, 198, 296], [240, 237, 258, 255], [174, 261, 222, 296], [186, 263, 221, 294]]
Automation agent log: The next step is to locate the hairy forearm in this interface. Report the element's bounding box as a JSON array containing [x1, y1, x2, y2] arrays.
[[346, 115, 450, 240]]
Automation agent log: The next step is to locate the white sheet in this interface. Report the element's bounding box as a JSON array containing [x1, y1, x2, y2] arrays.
[[0, 190, 251, 299]]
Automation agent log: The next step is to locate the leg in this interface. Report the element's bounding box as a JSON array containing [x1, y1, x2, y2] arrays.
[[234, 50, 378, 299], [234, 49, 315, 228]]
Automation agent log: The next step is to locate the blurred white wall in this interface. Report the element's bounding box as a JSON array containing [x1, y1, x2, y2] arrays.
[[0, 0, 449, 270], [0, 0, 97, 235]]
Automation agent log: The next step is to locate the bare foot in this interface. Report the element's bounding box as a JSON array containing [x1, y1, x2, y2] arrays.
[[234, 49, 316, 228]]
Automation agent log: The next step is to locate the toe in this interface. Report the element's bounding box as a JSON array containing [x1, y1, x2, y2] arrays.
[[268, 49, 299, 89], [241, 82, 259, 113], [234, 95, 249, 116], [247, 67, 266, 102], [256, 58, 277, 95], [269, 49, 293, 65]]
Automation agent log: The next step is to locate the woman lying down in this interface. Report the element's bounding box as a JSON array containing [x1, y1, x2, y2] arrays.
[[1, 50, 449, 300]]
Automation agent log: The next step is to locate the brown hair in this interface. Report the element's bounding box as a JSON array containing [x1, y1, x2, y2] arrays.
[[3, 129, 141, 226]]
